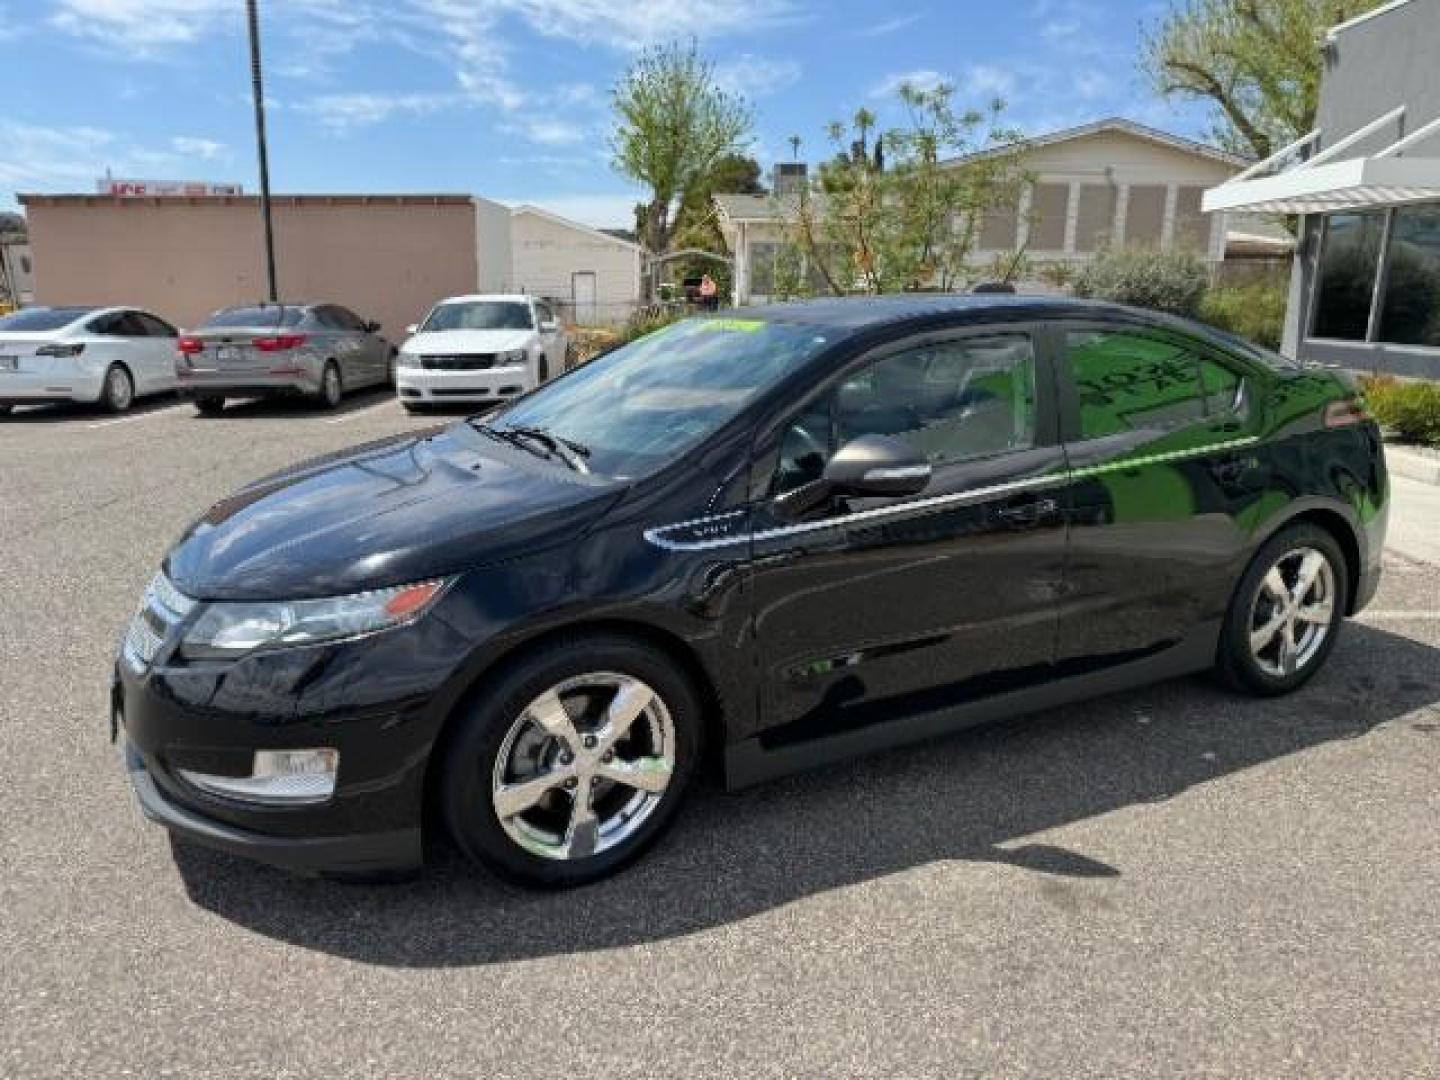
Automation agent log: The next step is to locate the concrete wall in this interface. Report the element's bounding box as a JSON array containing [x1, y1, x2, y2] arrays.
[[510, 208, 641, 325], [474, 197, 514, 294], [21, 195, 482, 339]]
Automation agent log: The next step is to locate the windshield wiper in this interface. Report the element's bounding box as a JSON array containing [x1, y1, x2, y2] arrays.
[[473, 421, 591, 473]]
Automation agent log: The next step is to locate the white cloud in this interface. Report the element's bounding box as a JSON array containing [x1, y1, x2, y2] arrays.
[[869, 69, 949, 100], [516, 119, 590, 146], [49, 0, 235, 50], [854, 11, 924, 38], [714, 55, 801, 99], [170, 135, 225, 160], [297, 92, 464, 132], [961, 64, 1017, 101], [489, 0, 802, 49]]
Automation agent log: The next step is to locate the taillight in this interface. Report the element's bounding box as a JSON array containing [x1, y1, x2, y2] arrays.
[[254, 334, 308, 352], [1324, 396, 1372, 428], [177, 336, 204, 356]]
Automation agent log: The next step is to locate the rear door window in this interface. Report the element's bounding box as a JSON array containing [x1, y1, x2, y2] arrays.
[[1066, 328, 1248, 439]]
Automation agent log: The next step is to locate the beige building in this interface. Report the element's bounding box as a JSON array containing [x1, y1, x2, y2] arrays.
[[717, 118, 1285, 305], [510, 205, 642, 326], [17, 193, 514, 337]]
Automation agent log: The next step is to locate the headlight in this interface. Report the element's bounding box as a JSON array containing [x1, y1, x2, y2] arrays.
[[498, 349, 526, 365], [37, 343, 85, 358], [180, 578, 451, 658], [397, 349, 420, 368]]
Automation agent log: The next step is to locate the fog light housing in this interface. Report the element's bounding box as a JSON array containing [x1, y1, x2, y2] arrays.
[[178, 749, 339, 806]]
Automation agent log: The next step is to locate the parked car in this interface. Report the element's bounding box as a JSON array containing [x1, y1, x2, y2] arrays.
[[114, 296, 1387, 887], [395, 294, 566, 412], [0, 304, 180, 414], [176, 302, 393, 415]]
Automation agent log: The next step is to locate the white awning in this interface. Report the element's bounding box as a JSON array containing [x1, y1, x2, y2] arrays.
[[1202, 155, 1440, 214], [1203, 105, 1440, 215]]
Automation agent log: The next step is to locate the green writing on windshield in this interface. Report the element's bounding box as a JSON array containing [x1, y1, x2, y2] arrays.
[[697, 318, 765, 332]]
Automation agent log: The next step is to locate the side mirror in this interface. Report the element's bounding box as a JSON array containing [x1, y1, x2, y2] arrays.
[[541, 320, 558, 333], [363, 320, 382, 333], [405, 323, 419, 335], [773, 434, 931, 520]]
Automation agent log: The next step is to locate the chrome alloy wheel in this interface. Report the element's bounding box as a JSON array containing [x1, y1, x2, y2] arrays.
[[1247, 545, 1337, 678], [491, 673, 676, 861], [106, 366, 133, 411]]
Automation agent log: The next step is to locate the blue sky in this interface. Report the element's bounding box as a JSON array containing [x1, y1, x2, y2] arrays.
[[0, 0, 1212, 226]]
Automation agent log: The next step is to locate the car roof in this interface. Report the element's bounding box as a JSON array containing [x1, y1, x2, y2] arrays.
[[737, 293, 1255, 355], [433, 294, 535, 305]]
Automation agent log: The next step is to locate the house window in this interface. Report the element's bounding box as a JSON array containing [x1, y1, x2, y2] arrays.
[[1377, 205, 1440, 347], [1028, 183, 1069, 250], [1074, 185, 1116, 253], [1312, 211, 1387, 341], [979, 199, 1019, 250], [1126, 186, 1166, 247], [1173, 187, 1210, 251]]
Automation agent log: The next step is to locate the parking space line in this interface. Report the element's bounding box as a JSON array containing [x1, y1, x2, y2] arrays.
[[325, 398, 399, 424], [1358, 610, 1440, 620], [86, 404, 185, 429]]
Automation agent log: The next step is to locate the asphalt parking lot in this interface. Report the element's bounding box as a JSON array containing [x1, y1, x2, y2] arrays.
[[2, 392, 1438, 1079]]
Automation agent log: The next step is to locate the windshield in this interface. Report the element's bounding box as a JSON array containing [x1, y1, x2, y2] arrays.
[[0, 306, 95, 332], [203, 305, 302, 329], [423, 301, 533, 332], [481, 317, 832, 479]]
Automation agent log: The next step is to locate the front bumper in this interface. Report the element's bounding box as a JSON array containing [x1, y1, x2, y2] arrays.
[[396, 364, 531, 405], [123, 737, 420, 875]]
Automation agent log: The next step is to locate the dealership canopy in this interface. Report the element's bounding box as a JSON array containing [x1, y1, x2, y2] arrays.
[[1202, 106, 1440, 216]]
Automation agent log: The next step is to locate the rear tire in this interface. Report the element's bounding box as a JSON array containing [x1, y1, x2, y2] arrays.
[[194, 396, 225, 417], [438, 634, 701, 888], [316, 361, 342, 410], [1216, 523, 1348, 696], [100, 364, 134, 413], [0, 404, 12, 416]]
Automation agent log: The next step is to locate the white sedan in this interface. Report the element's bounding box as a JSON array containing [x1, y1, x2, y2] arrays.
[[396, 294, 567, 412], [0, 305, 182, 414]]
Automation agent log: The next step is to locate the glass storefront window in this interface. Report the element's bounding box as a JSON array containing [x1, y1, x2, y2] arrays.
[[1378, 206, 1440, 347], [1312, 211, 1386, 340]]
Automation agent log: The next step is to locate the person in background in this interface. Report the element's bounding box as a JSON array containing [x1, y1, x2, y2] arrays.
[[698, 273, 719, 311]]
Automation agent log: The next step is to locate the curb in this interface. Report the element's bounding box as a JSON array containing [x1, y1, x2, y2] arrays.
[[1387, 444, 1440, 486]]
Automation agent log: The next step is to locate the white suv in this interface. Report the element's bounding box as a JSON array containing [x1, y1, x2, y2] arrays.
[[396, 295, 567, 412]]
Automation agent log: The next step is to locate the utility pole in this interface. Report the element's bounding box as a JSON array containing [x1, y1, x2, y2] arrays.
[[245, 0, 278, 302]]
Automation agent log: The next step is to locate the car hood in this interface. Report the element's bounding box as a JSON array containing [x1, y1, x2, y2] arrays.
[[402, 329, 535, 355], [166, 424, 622, 600]]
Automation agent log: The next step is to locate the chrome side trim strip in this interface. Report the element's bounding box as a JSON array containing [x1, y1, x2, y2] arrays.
[[644, 436, 1260, 553]]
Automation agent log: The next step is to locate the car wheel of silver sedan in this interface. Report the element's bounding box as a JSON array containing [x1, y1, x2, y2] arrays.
[[100, 364, 134, 414], [440, 634, 701, 887]]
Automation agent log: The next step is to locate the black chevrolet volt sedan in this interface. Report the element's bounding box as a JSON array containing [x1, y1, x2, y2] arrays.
[[114, 295, 1388, 887]]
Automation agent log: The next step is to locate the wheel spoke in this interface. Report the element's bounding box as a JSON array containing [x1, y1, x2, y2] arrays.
[[1277, 619, 1299, 675], [1250, 611, 1286, 653], [524, 689, 580, 748], [597, 756, 673, 795], [1262, 567, 1289, 604], [563, 786, 599, 859], [1295, 599, 1333, 627], [595, 680, 655, 755], [493, 764, 574, 819], [1292, 551, 1327, 603]]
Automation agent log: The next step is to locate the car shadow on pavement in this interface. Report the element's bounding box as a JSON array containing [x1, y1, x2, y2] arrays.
[[172, 622, 1440, 967], [0, 394, 181, 423], [194, 387, 397, 420]]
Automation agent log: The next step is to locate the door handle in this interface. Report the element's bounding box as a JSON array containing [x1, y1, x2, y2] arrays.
[[996, 497, 1059, 526]]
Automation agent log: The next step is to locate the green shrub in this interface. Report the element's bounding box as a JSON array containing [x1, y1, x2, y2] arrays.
[[1199, 282, 1288, 350], [1073, 247, 1210, 318], [1360, 376, 1440, 446]]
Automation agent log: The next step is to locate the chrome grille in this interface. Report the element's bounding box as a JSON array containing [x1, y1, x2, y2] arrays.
[[121, 572, 196, 673], [421, 353, 496, 371]]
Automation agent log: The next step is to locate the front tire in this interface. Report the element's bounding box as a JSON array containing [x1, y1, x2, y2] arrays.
[[439, 634, 701, 888], [316, 361, 343, 410], [1217, 524, 1348, 696], [100, 364, 134, 413], [194, 396, 225, 417]]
